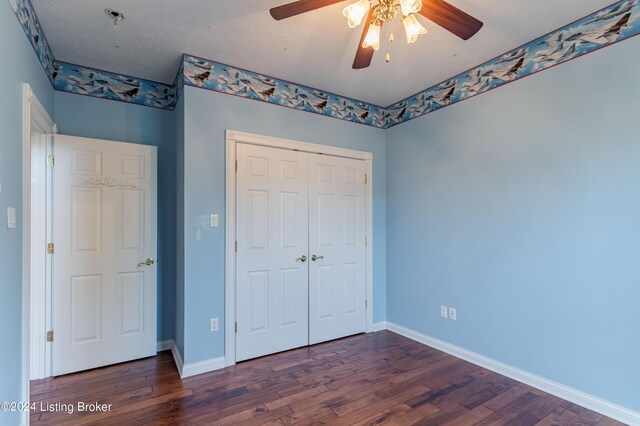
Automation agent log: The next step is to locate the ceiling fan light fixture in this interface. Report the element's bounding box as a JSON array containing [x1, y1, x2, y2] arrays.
[[342, 0, 371, 28], [269, 0, 483, 70], [362, 21, 381, 51], [399, 0, 422, 16], [402, 13, 427, 43]]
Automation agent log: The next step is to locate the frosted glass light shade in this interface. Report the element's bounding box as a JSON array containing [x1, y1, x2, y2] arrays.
[[399, 0, 422, 16], [403, 13, 427, 43], [362, 22, 381, 50], [343, 0, 371, 28]]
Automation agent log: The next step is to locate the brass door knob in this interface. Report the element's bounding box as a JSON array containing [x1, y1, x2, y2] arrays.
[[138, 258, 155, 267], [296, 255, 307, 262], [311, 255, 324, 261]]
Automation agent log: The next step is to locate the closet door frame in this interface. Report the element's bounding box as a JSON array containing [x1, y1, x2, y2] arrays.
[[225, 129, 373, 366]]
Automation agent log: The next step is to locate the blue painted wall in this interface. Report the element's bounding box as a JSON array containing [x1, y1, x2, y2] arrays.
[[179, 86, 386, 364], [54, 92, 177, 342], [385, 38, 640, 412], [0, 1, 54, 423]]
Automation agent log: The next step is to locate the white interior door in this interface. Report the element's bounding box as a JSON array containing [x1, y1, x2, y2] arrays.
[[52, 135, 157, 376], [309, 154, 367, 344], [236, 143, 309, 361]]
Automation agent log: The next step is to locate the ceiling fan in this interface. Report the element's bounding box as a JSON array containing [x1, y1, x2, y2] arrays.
[[270, 0, 483, 69]]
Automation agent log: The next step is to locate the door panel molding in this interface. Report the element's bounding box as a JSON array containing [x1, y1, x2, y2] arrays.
[[225, 130, 374, 366]]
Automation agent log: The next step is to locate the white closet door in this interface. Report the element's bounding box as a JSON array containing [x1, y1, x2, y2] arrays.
[[52, 135, 157, 376], [308, 154, 367, 344], [236, 144, 310, 361]]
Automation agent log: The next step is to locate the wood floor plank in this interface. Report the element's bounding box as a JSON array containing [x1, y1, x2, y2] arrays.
[[506, 412, 541, 426], [476, 392, 544, 425], [380, 401, 441, 425], [536, 407, 579, 426], [264, 384, 329, 410], [443, 404, 494, 426], [29, 332, 624, 426]]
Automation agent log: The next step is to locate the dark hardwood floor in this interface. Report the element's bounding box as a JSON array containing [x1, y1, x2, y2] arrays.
[[30, 331, 623, 425]]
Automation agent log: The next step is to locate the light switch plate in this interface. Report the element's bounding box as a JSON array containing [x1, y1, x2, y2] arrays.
[[210, 214, 219, 228], [7, 207, 17, 229], [440, 305, 448, 318]]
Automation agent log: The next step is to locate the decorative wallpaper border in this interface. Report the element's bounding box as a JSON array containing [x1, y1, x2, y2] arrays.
[[384, 0, 640, 127], [53, 62, 178, 110], [182, 54, 388, 128], [10, 0, 640, 126], [10, 0, 56, 85], [9, 0, 179, 110]]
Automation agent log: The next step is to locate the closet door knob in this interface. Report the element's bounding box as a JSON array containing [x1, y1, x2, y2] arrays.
[[311, 255, 324, 261], [296, 255, 307, 262], [138, 258, 155, 267]]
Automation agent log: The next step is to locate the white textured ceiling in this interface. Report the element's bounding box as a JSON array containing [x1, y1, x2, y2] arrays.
[[33, 0, 616, 106]]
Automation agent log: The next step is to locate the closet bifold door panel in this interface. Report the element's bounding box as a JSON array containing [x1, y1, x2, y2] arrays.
[[308, 154, 367, 345], [235, 143, 367, 362], [236, 144, 310, 362]]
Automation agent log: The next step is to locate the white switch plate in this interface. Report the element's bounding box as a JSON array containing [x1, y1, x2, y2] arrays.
[[448, 307, 457, 321], [440, 305, 448, 318], [7, 207, 16, 229], [210, 214, 219, 228], [210, 318, 219, 332]]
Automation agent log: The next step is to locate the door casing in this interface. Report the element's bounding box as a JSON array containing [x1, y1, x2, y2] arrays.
[[225, 129, 374, 366], [22, 83, 56, 426]]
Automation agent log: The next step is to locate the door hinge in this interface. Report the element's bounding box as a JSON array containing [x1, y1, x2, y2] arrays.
[[364, 237, 368, 247], [365, 300, 368, 310], [235, 241, 238, 252], [235, 322, 238, 333], [47, 243, 55, 254], [364, 174, 368, 184], [47, 155, 54, 167], [46, 330, 53, 342], [235, 160, 238, 172]]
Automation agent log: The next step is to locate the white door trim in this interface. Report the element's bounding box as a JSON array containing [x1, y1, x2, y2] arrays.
[[22, 83, 56, 426], [225, 129, 374, 366]]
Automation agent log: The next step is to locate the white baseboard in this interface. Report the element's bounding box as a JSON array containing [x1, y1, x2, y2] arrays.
[[180, 355, 226, 378], [157, 340, 173, 352], [372, 321, 388, 332], [170, 342, 184, 377], [384, 322, 640, 426], [168, 341, 226, 379]]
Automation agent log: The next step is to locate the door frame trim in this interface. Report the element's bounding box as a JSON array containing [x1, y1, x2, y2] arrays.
[[22, 83, 56, 425], [225, 129, 374, 366]]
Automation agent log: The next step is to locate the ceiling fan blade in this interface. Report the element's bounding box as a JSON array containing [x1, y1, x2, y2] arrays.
[[353, 8, 377, 69], [419, 0, 483, 40], [270, 0, 348, 20]]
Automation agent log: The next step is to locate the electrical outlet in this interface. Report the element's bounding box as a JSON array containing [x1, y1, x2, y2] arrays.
[[210, 318, 219, 332], [210, 214, 219, 227], [448, 307, 457, 321], [440, 305, 448, 319]]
